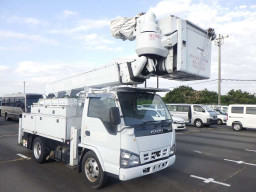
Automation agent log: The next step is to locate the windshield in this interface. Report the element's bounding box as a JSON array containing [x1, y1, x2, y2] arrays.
[[222, 107, 228, 112], [204, 105, 215, 112], [26, 96, 42, 106], [118, 92, 171, 126], [218, 110, 227, 115]]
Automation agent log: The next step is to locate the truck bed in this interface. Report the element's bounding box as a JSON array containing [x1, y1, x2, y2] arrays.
[[21, 98, 82, 142]]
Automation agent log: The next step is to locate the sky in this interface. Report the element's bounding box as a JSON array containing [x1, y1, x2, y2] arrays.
[[0, 0, 256, 97]]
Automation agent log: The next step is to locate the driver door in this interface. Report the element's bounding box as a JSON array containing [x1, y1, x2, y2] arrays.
[[81, 94, 121, 175], [192, 105, 205, 123]]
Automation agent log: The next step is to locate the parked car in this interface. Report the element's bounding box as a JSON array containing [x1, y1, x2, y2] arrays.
[[215, 109, 228, 125], [216, 111, 227, 125], [172, 116, 186, 130], [227, 104, 256, 131]]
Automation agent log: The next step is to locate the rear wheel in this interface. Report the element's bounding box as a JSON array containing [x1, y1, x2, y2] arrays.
[[217, 119, 222, 125], [33, 137, 47, 163], [194, 119, 203, 128], [82, 151, 108, 189], [233, 123, 242, 131]]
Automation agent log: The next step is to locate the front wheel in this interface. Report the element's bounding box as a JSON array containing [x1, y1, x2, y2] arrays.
[[217, 119, 222, 125], [82, 151, 108, 189], [233, 123, 242, 131], [194, 119, 203, 128]]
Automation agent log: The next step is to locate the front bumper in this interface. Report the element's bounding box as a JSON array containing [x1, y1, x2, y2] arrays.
[[173, 123, 186, 130], [119, 155, 176, 181]]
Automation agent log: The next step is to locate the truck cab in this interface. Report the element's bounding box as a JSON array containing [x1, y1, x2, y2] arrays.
[[79, 87, 176, 184]]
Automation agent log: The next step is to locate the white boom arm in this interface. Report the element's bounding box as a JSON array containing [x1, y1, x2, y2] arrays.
[[45, 12, 215, 97]]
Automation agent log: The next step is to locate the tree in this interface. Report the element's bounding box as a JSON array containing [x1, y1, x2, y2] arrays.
[[197, 89, 218, 104], [221, 89, 256, 105], [163, 86, 256, 105], [163, 86, 195, 103]]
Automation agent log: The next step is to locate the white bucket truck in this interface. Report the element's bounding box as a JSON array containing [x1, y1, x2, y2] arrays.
[[18, 12, 215, 188]]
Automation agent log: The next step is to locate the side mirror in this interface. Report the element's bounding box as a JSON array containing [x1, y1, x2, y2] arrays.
[[109, 107, 121, 126], [202, 110, 205, 113]]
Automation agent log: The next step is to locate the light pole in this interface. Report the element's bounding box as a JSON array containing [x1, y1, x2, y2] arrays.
[[23, 81, 26, 93], [214, 34, 229, 105]]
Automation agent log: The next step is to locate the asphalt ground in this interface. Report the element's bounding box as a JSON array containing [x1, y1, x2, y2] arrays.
[[0, 117, 256, 192]]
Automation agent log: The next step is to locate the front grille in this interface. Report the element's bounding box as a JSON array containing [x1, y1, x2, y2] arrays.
[[174, 121, 185, 124], [140, 147, 169, 164]]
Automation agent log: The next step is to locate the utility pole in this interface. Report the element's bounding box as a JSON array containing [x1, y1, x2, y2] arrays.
[[214, 34, 229, 105], [23, 81, 26, 93]]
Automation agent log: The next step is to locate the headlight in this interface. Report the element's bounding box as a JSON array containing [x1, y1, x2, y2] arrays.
[[121, 151, 131, 159], [170, 144, 176, 155], [120, 150, 140, 168]]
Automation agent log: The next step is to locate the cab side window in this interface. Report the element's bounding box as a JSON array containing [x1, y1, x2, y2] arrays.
[[88, 97, 116, 123], [194, 105, 204, 112]]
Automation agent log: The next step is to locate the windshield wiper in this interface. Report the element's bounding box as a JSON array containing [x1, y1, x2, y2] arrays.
[[161, 119, 172, 122], [160, 119, 172, 125]]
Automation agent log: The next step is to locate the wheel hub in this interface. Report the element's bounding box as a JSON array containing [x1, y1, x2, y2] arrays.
[[234, 124, 240, 130], [85, 158, 99, 182], [33, 141, 41, 159]]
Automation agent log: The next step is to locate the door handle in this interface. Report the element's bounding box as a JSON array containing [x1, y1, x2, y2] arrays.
[[85, 131, 90, 136]]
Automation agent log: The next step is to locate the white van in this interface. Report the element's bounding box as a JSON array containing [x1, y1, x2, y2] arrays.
[[227, 104, 256, 131], [166, 104, 217, 128]]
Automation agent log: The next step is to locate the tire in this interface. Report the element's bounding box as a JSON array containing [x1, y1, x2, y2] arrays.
[[217, 119, 222, 125], [82, 151, 108, 189], [194, 119, 203, 128], [5, 113, 9, 121], [33, 137, 47, 164], [233, 123, 242, 131]]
